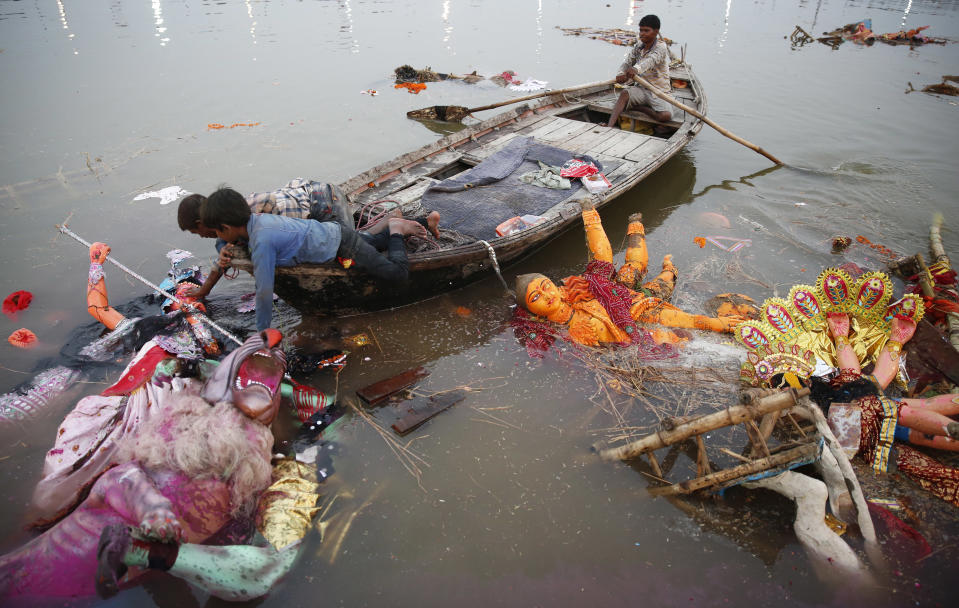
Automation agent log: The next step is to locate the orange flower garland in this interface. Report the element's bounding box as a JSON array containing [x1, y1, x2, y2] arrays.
[[394, 82, 427, 94], [856, 235, 897, 259], [8, 328, 37, 348]]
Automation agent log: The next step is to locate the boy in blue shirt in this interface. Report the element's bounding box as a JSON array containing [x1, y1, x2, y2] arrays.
[[200, 187, 425, 330]]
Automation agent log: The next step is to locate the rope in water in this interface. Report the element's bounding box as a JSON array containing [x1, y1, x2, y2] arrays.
[[55, 223, 245, 347], [477, 240, 514, 297]]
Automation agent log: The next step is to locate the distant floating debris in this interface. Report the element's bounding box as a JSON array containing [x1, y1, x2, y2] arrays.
[[813, 19, 949, 48], [207, 122, 260, 130]]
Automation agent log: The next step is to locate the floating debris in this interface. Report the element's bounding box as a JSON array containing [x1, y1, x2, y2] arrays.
[[207, 122, 261, 130], [3, 290, 32, 318], [831, 236, 852, 254], [394, 82, 426, 94], [7, 328, 37, 348], [816, 20, 948, 48], [132, 185, 190, 205]]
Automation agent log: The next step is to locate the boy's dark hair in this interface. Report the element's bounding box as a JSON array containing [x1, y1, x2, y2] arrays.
[[176, 194, 208, 231], [639, 14, 660, 30], [201, 186, 251, 229]]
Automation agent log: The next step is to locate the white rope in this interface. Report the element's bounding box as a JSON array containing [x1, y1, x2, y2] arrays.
[[56, 223, 245, 347], [477, 240, 514, 297]]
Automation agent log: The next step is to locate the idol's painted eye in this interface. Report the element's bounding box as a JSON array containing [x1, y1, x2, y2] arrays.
[[529, 292, 541, 303]]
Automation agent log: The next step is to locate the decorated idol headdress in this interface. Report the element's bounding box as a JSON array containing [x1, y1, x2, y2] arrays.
[[736, 268, 924, 386]]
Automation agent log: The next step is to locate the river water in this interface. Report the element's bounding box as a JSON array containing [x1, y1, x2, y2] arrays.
[[1, 0, 958, 606]]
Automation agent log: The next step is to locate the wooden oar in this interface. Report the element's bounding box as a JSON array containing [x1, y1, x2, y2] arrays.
[[407, 79, 616, 123], [632, 75, 783, 166]]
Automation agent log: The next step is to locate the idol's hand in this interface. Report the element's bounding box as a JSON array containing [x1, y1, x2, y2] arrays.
[[890, 315, 917, 345], [89, 242, 111, 264], [139, 507, 183, 543], [826, 312, 850, 340]]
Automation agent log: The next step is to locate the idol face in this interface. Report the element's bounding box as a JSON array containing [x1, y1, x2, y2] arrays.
[[525, 277, 563, 318], [232, 346, 286, 425]]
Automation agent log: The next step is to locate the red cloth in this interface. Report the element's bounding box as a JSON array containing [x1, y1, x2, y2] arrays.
[[101, 345, 172, 397], [510, 307, 559, 359], [3, 290, 32, 317], [860, 394, 959, 508], [867, 502, 932, 562], [581, 260, 639, 342]]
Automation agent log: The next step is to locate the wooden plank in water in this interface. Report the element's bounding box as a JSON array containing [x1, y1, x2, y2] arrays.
[[624, 138, 668, 163], [391, 390, 467, 435], [356, 367, 429, 405], [602, 132, 654, 159]]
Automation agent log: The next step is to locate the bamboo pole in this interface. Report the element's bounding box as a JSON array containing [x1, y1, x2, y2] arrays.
[[631, 75, 783, 166], [929, 213, 959, 351], [598, 388, 809, 461], [930, 213, 950, 267], [648, 443, 818, 496]]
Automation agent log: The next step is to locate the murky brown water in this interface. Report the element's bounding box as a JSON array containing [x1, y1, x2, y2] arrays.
[[2, 1, 958, 606]]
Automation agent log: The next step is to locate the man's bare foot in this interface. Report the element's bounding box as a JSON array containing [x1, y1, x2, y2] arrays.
[[426, 211, 441, 238], [365, 208, 403, 235], [388, 217, 428, 238], [577, 197, 596, 211]]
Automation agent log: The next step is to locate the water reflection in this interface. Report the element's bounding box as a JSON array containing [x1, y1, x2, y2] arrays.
[[718, 0, 732, 50], [339, 0, 360, 54], [442, 0, 453, 54], [151, 0, 169, 46], [55, 0, 78, 55], [246, 0, 257, 46]]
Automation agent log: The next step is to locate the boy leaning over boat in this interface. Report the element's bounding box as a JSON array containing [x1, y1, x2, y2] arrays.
[[199, 186, 426, 330], [607, 14, 673, 129], [176, 180, 441, 303]]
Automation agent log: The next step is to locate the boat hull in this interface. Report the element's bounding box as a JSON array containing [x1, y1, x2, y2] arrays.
[[233, 63, 707, 314]]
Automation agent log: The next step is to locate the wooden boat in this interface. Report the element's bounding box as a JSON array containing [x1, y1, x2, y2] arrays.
[[233, 62, 706, 314]]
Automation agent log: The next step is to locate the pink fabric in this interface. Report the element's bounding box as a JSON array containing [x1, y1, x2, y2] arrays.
[[1, 463, 230, 597], [30, 341, 203, 525]]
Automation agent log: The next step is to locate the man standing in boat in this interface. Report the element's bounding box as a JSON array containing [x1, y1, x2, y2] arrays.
[[200, 187, 426, 331], [606, 14, 672, 130]]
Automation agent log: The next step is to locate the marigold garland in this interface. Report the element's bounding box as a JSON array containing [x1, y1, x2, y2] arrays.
[[8, 328, 37, 348]]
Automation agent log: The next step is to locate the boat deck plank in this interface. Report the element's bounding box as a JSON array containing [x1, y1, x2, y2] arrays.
[[624, 138, 670, 163], [524, 117, 578, 140], [602, 131, 658, 159], [351, 149, 462, 205], [463, 132, 524, 162], [564, 126, 615, 155], [389, 178, 438, 208], [587, 130, 637, 156], [536, 119, 596, 143]]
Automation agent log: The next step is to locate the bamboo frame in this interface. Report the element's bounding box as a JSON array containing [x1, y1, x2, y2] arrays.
[[598, 387, 809, 461]]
